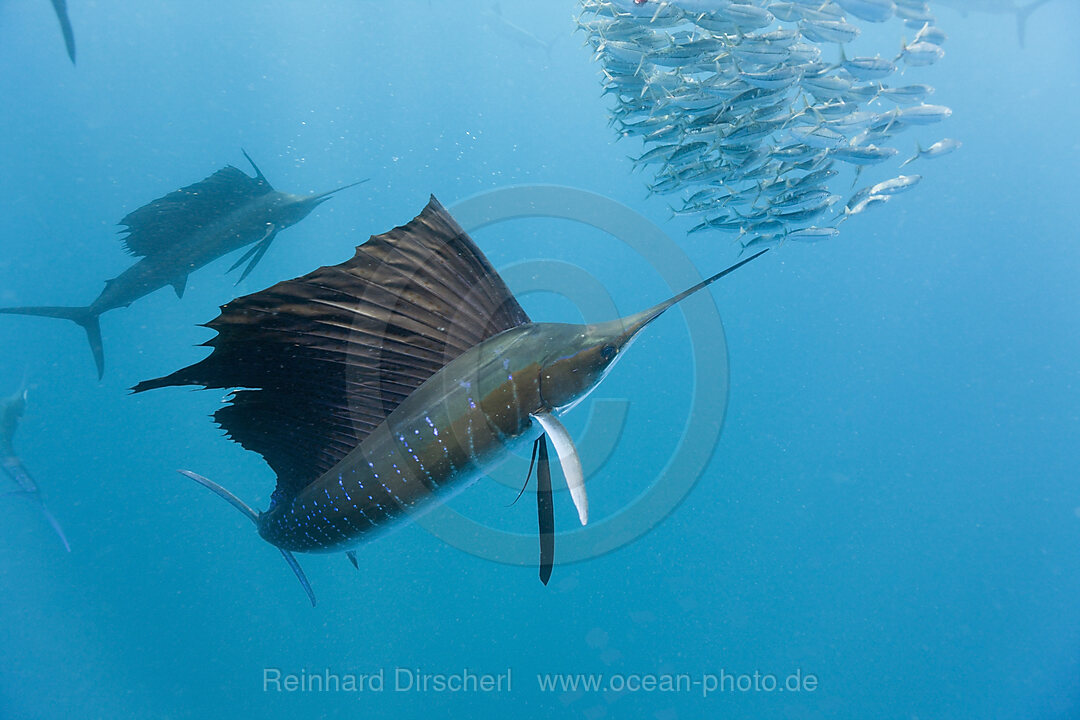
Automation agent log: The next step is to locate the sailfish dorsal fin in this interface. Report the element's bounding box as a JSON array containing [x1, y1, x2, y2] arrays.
[[118, 165, 272, 258], [134, 196, 531, 503]]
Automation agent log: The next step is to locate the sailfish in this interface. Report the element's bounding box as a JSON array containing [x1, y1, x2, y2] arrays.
[[2, 385, 71, 552], [0, 151, 365, 378], [931, 0, 1057, 47], [133, 197, 767, 605]]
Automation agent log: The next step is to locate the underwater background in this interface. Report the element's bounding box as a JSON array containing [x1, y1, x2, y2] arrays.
[[1, 1, 1079, 718]]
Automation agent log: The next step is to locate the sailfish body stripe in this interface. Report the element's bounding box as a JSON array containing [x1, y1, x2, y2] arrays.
[[258, 325, 548, 552]]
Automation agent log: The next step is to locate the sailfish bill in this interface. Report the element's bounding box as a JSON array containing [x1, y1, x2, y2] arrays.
[[135, 196, 767, 604], [0, 151, 366, 378]]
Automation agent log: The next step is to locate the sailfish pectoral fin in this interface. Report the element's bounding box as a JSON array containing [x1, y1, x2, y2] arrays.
[[178, 470, 317, 607], [536, 436, 555, 585], [531, 413, 588, 526]]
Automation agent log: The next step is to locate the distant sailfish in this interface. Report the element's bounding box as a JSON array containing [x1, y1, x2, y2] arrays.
[[2, 386, 70, 552], [488, 3, 558, 57], [0, 151, 365, 378], [134, 197, 767, 605]]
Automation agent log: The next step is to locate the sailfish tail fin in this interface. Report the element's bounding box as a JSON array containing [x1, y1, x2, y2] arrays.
[[1017, 0, 1052, 47], [177, 470, 317, 607], [0, 306, 103, 379], [39, 503, 71, 552], [50, 0, 76, 64]]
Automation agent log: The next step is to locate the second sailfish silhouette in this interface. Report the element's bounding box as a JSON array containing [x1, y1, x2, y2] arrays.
[[0, 151, 365, 378]]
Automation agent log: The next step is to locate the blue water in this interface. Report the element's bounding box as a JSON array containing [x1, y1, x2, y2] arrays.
[[1, 1, 1079, 718]]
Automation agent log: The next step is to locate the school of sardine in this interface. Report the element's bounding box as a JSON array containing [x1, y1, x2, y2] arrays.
[[579, 0, 961, 252]]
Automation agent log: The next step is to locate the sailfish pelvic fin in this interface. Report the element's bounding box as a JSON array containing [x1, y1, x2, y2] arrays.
[[536, 436, 555, 585], [531, 413, 588, 526], [508, 437, 555, 584], [227, 224, 279, 284]]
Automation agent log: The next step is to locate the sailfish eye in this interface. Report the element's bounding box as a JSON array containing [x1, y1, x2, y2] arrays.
[[600, 345, 617, 360]]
